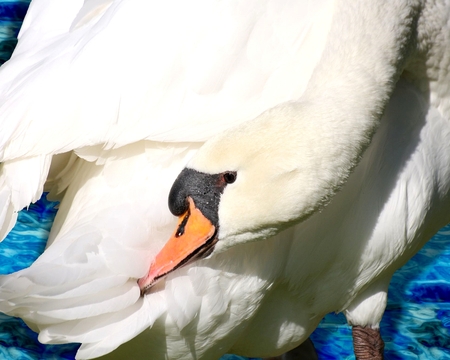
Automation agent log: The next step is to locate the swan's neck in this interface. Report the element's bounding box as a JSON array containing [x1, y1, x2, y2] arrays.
[[191, 1, 424, 245], [289, 0, 421, 213], [306, 0, 420, 126]]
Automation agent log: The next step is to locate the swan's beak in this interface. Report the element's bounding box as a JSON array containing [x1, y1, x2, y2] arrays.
[[138, 197, 217, 295]]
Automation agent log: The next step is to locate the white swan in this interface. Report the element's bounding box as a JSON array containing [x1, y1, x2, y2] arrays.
[[0, 0, 448, 359]]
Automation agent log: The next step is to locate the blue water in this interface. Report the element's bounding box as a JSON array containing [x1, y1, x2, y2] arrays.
[[0, 0, 29, 64], [0, 1, 449, 359], [311, 226, 450, 359], [0, 197, 79, 359]]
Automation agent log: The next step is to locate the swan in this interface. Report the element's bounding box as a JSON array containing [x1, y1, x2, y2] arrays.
[[138, 0, 450, 358], [0, 0, 448, 360]]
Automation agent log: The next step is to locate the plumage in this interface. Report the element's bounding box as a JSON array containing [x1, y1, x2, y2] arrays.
[[0, 0, 449, 359]]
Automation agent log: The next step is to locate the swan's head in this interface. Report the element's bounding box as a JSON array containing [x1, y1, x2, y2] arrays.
[[139, 104, 346, 294]]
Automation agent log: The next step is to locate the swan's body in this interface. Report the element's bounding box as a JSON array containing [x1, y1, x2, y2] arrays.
[[0, 0, 449, 359]]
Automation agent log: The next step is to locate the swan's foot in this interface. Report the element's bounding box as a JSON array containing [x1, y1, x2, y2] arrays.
[[352, 325, 384, 360], [265, 338, 318, 360]]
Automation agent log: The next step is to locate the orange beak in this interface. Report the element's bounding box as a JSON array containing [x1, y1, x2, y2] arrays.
[[138, 197, 216, 294]]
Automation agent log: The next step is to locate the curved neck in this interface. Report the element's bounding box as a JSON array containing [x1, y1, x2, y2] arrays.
[[307, 0, 420, 116], [295, 0, 420, 208], [189, 1, 424, 243]]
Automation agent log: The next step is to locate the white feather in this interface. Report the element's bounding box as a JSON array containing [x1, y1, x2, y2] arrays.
[[0, 0, 448, 359]]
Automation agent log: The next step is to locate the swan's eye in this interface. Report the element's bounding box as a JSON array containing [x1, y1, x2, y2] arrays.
[[223, 171, 237, 184]]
